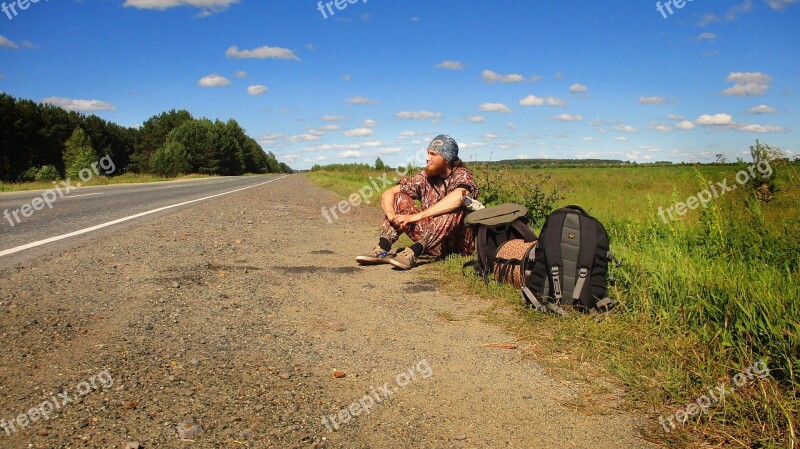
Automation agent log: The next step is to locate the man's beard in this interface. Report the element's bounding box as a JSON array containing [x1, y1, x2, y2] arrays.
[[425, 159, 449, 178]]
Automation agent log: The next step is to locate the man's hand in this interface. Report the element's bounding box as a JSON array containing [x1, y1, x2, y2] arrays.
[[393, 213, 422, 229]]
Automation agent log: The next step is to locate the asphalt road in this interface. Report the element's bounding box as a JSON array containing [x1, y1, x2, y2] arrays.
[[0, 175, 287, 267]]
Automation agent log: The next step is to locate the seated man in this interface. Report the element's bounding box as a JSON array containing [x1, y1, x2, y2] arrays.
[[356, 134, 479, 270]]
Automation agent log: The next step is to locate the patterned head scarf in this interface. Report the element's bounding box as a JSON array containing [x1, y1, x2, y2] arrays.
[[427, 134, 459, 164]]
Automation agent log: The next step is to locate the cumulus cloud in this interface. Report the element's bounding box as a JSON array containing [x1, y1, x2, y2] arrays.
[[467, 115, 485, 123], [123, 0, 238, 15], [234, 70, 247, 78], [481, 69, 529, 84], [480, 103, 513, 113], [519, 95, 566, 107], [225, 45, 299, 60], [614, 125, 637, 133], [747, 104, 777, 114], [0, 35, 19, 49], [321, 115, 348, 122], [347, 96, 376, 105], [247, 85, 268, 95], [395, 111, 443, 120], [676, 121, 696, 130], [42, 97, 116, 112], [569, 83, 588, 94], [344, 128, 374, 137], [198, 74, 231, 87], [436, 60, 464, 70], [363, 119, 378, 127], [696, 113, 734, 126], [639, 96, 673, 105], [766, 0, 798, 10], [722, 72, 771, 96], [552, 114, 583, 122]]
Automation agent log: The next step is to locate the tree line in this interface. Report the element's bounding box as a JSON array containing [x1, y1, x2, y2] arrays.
[[0, 93, 292, 182]]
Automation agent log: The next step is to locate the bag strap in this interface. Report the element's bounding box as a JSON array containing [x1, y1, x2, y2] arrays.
[[573, 216, 598, 304], [543, 213, 566, 304], [509, 219, 538, 242]]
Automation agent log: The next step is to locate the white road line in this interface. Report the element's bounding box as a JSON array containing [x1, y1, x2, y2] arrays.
[[0, 175, 287, 258], [63, 193, 104, 199]]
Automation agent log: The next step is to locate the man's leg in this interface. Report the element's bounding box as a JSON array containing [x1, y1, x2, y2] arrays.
[[390, 207, 470, 269], [357, 193, 420, 265]]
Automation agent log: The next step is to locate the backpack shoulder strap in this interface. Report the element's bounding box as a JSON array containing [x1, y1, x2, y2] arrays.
[[573, 216, 598, 306], [543, 212, 567, 304]]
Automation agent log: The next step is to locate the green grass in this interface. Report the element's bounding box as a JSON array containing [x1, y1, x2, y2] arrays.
[[0, 173, 216, 192], [306, 161, 800, 447]]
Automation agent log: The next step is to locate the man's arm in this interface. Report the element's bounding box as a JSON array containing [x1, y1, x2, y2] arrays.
[[394, 188, 467, 228], [381, 185, 402, 221]]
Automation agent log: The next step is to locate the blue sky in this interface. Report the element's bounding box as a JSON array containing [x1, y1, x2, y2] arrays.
[[1, 0, 798, 170]]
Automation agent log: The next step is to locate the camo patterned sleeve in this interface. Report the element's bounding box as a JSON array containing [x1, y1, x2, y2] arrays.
[[398, 171, 427, 200], [447, 167, 479, 198]]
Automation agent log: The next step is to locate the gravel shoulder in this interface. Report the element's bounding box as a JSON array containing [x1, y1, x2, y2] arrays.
[[0, 174, 658, 448]]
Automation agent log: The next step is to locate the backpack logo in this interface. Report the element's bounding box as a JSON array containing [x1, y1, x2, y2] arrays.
[[568, 232, 576, 239]]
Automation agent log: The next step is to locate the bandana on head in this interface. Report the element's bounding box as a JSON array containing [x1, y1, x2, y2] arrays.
[[427, 134, 459, 164]]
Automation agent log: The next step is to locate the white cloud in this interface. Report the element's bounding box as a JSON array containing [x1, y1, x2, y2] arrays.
[[697, 32, 717, 41], [747, 104, 777, 114], [342, 74, 351, 81], [225, 45, 299, 60], [307, 128, 326, 137], [280, 153, 298, 161], [676, 121, 696, 130], [337, 150, 362, 158], [722, 72, 771, 96], [123, 0, 238, 15], [234, 70, 247, 78], [410, 16, 421, 22], [260, 133, 284, 140], [247, 85, 268, 96], [0, 35, 19, 49], [552, 114, 583, 122], [289, 134, 319, 142], [614, 125, 637, 133], [696, 113, 734, 126], [467, 115, 485, 123], [344, 128, 374, 137], [639, 96, 673, 105], [667, 114, 684, 121], [198, 74, 231, 87], [321, 115, 348, 122], [507, 123, 517, 130], [767, 0, 798, 10], [42, 97, 116, 112], [396, 111, 443, 120], [481, 69, 525, 84], [569, 83, 588, 93], [483, 133, 499, 140], [738, 124, 785, 133], [321, 124, 342, 131], [519, 95, 566, 107], [363, 119, 378, 127], [347, 96, 376, 105], [480, 103, 513, 113], [436, 60, 464, 70], [651, 124, 673, 132], [725, 0, 753, 21], [614, 136, 628, 141], [582, 137, 595, 141]]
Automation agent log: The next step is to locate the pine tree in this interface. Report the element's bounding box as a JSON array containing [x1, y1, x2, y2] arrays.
[[63, 127, 98, 180]]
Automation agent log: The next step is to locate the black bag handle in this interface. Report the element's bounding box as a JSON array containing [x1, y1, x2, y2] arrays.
[[563, 205, 589, 215]]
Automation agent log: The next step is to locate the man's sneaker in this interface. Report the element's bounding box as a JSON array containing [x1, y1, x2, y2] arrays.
[[389, 247, 417, 270], [356, 245, 395, 265]]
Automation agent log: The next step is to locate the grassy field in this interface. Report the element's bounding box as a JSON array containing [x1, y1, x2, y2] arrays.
[[0, 173, 217, 193], [307, 160, 800, 448]]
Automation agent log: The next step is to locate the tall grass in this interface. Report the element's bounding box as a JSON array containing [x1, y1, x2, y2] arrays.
[[306, 160, 800, 447]]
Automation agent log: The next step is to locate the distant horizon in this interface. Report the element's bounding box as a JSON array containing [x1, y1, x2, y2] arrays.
[[1, 0, 797, 170]]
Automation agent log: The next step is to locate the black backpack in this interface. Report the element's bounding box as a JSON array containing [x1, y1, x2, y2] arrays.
[[463, 203, 538, 279], [522, 205, 619, 315]]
